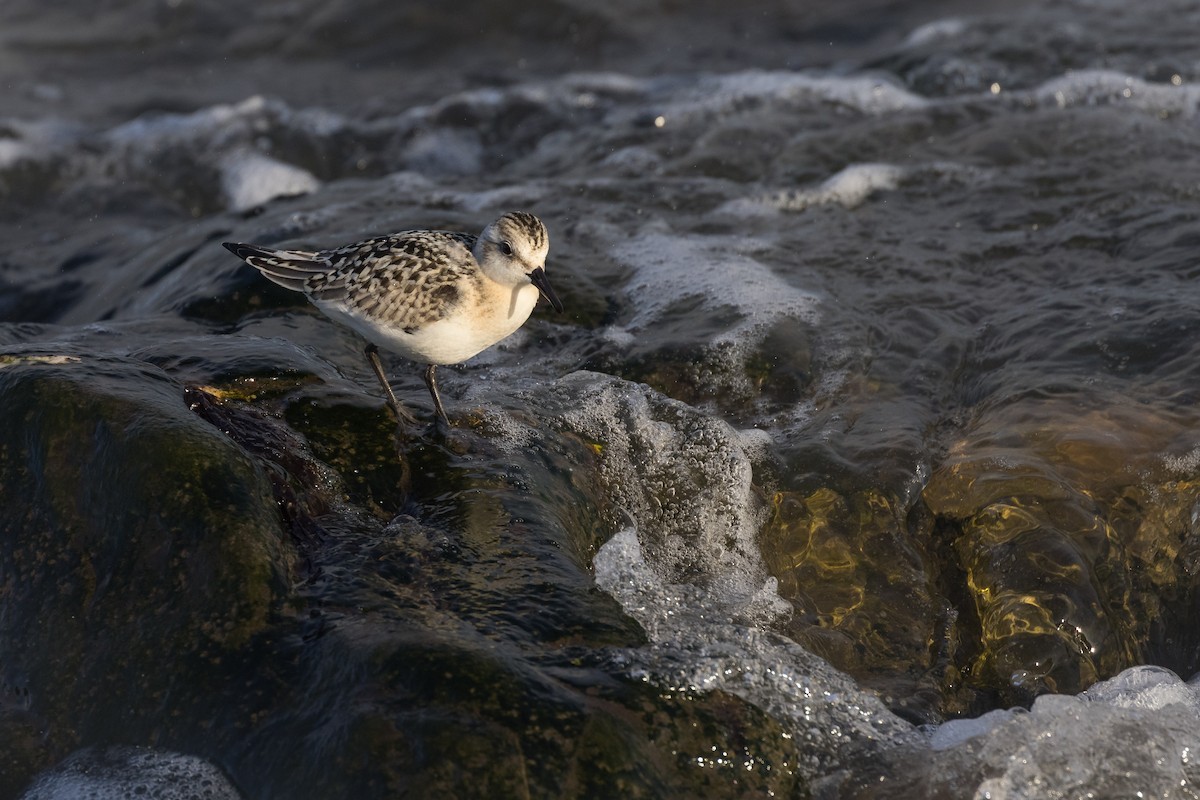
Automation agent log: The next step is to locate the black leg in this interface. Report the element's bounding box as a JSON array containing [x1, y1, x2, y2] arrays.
[[423, 364, 451, 430], [364, 344, 417, 426]]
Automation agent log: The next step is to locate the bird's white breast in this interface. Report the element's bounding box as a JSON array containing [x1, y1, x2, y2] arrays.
[[316, 281, 541, 365]]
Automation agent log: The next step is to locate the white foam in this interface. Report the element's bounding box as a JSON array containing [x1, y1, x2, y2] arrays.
[[599, 325, 636, 347], [1033, 69, 1200, 116], [593, 526, 916, 773], [220, 149, 320, 211], [105, 95, 270, 147], [1084, 665, 1200, 712], [720, 163, 905, 216], [535, 372, 915, 769], [920, 666, 1200, 796], [402, 127, 484, 176], [555, 372, 775, 592], [98, 95, 341, 211], [103, 95, 347, 148], [903, 18, 969, 48], [723, 161, 992, 218], [0, 118, 81, 168], [434, 181, 551, 213], [558, 71, 648, 97], [657, 70, 928, 123], [597, 145, 663, 176], [0, 138, 33, 169], [928, 708, 1018, 751], [20, 746, 242, 800], [606, 224, 821, 344]]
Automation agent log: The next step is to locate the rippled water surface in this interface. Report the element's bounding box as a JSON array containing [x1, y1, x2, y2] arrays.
[[6, 0, 1200, 797]]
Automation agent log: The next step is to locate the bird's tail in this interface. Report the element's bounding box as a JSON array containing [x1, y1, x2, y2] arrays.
[[222, 242, 326, 291]]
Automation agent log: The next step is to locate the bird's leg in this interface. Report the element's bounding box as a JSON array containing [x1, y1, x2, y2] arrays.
[[423, 364, 452, 432], [364, 343, 418, 426]]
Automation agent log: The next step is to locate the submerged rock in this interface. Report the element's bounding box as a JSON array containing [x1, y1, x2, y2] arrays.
[[899, 396, 1200, 710], [760, 391, 1200, 717], [760, 487, 953, 722]]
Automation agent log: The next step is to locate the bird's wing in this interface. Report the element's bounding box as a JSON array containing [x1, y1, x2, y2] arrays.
[[225, 231, 480, 329], [309, 232, 479, 329], [222, 241, 325, 291]]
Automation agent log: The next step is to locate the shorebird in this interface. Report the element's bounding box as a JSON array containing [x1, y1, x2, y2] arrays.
[[223, 211, 562, 427]]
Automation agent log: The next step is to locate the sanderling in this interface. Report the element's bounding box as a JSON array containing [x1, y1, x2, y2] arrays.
[[223, 211, 563, 428]]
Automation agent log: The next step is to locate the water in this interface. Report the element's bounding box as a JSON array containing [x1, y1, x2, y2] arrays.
[[6, 0, 1200, 797]]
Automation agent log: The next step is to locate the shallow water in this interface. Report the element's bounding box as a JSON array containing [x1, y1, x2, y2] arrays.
[[6, 0, 1200, 797]]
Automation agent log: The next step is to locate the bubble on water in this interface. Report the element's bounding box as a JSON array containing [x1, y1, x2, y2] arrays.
[[1162, 446, 1200, 475]]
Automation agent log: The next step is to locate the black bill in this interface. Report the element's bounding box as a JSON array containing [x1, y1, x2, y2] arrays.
[[528, 267, 564, 312]]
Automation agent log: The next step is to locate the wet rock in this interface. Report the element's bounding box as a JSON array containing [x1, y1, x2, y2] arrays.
[[237, 588, 805, 798], [190, 385, 812, 799], [0, 349, 810, 798], [0, 351, 290, 790]]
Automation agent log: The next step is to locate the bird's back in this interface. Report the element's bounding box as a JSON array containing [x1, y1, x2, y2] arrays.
[[225, 230, 481, 329], [309, 232, 480, 331], [226, 230, 506, 363]]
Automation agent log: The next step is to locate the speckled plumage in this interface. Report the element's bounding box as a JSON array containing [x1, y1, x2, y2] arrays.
[[236, 230, 481, 332], [223, 212, 562, 428]]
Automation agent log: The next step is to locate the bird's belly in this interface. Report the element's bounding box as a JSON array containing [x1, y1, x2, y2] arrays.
[[316, 285, 539, 365]]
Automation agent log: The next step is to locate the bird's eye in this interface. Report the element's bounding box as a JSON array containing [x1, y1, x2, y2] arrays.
[[499, 240, 514, 257]]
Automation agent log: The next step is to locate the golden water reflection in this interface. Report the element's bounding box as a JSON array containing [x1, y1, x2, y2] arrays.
[[763, 394, 1200, 718]]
